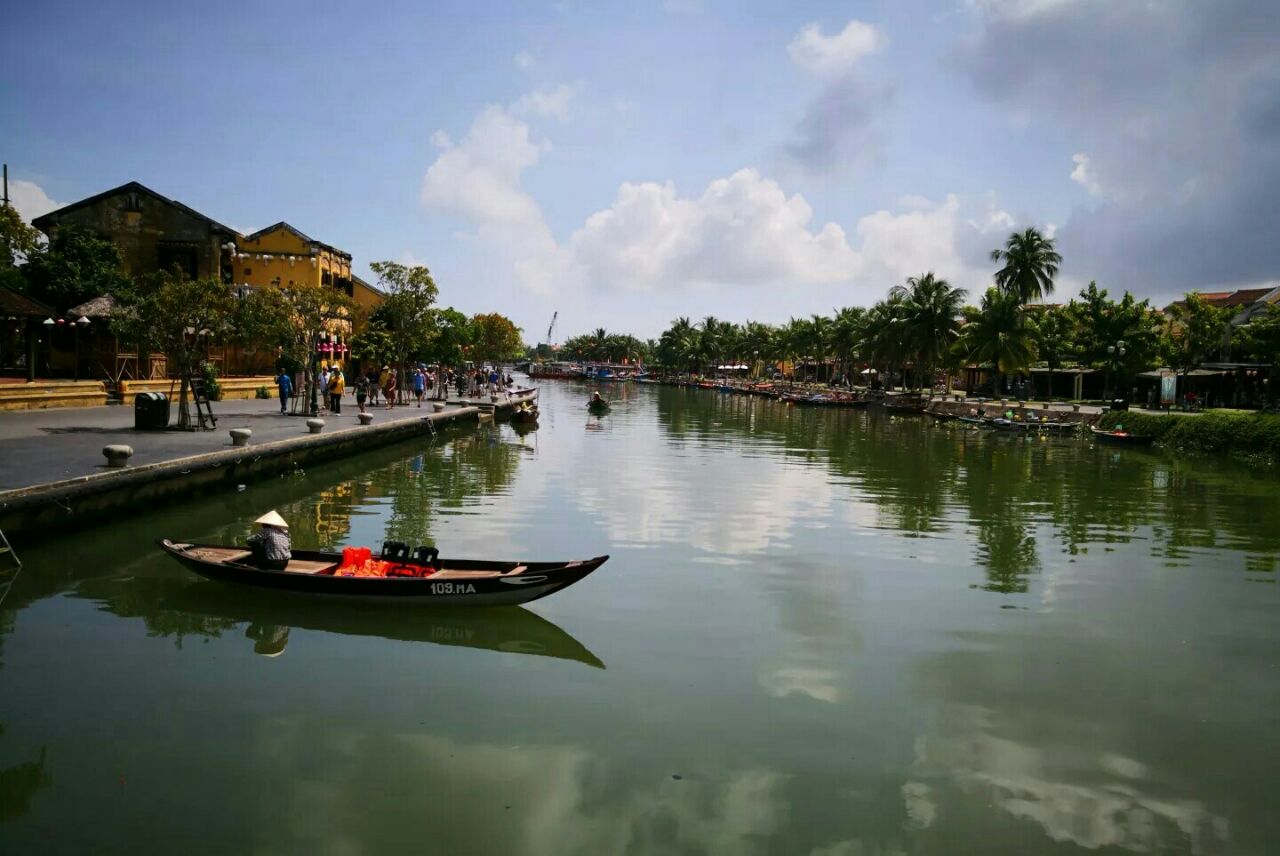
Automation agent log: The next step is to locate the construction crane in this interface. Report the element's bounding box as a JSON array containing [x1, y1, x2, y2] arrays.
[[543, 311, 558, 349]]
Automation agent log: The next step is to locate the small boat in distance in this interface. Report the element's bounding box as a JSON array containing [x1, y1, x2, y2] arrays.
[[588, 395, 611, 414], [1090, 426, 1155, 446], [157, 540, 608, 606]]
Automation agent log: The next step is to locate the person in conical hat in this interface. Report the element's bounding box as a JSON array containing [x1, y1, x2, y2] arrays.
[[247, 510, 291, 570]]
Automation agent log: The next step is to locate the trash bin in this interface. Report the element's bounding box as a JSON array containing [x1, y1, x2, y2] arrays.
[[134, 392, 170, 429], [1110, 398, 1129, 412]]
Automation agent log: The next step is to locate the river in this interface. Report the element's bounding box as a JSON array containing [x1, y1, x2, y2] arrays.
[[1, 380, 1277, 854]]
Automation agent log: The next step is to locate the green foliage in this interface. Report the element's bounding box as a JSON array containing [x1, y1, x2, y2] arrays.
[[991, 227, 1061, 305], [349, 320, 394, 366], [1243, 306, 1280, 399], [424, 307, 472, 365], [890, 272, 967, 386], [1097, 410, 1280, 464], [0, 204, 43, 267], [112, 271, 236, 427], [199, 360, 222, 401], [1165, 292, 1234, 376], [960, 288, 1037, 387], [255, 385, 271, 399], [370, 260, 439, 368], [1066, 281, 1162, 395], [469, 312, 524, 363], [19, 224, 128, 311]]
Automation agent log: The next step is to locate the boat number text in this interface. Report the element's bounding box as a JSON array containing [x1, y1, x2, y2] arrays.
[[431, 582, 476, 595]]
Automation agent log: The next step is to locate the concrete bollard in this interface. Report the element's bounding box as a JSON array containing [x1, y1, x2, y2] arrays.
[[306, 418, 325, 434], [229, 428, 252, 447], [357, 412, 373, 425], [432, 402, 446, 413], [103, 444, 133, 468]]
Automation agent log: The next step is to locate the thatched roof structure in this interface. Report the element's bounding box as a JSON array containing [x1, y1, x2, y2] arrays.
[[66, 295, 116, 319]]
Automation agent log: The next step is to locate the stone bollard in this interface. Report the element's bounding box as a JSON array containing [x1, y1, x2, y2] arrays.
[[103, 444, 133, 468], [306, 418, 325, 434], [432, 402, 446, 413], [229, 428, 252, 447], [357, 412, 373, 425]]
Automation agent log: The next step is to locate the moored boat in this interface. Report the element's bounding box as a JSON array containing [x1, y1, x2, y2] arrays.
[[157, 540, 608, 606], [1090, 426, 1155, 446]]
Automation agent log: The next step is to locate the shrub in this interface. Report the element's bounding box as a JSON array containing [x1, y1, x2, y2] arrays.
[[199, 361, 223, 401], [255, 385, 271, 400], [1098, 410, 1280, 463]]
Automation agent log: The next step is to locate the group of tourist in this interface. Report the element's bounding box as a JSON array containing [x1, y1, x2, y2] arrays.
[[273, 363, 514, 415]]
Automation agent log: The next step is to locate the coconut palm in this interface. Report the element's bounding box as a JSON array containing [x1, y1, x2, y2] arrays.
[[892, 272, 966, 390], [864, 293, 908, 389], [991, 228, 1062, 305], [960, 287, 1037, 394], [831, 306, 867, 384]]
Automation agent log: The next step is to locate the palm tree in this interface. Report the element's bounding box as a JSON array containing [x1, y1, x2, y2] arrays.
[[991, 227, 1062, 305], [892, 272, 966, 390], [807, 314, 833, 381], [960, 287, 1037, 395], [864, 293, 908, 389], [831, 306, 867, 385]]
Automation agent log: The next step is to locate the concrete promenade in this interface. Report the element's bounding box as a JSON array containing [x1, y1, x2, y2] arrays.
[[0, 396, 470, 491]]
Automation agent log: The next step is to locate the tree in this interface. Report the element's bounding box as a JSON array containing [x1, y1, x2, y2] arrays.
[[20, 225, 128, 311], [423, 307, 472, 366], [1166, 292, 1234, 396], [863, 294, 908, 389], [830, 307, 866, 384], [959, 288, 1037, 395], [1031, 306, 1074, 399], [469, 312, 523, 364], [1243, 305, 1280, 404], [112, 271, 235, 428], [0, 204, 42, 268], [370, 261, 439, 399], [1066, 281, 1162, 399], [991, 227, 1062, 305], [892, 272, 966, 390]]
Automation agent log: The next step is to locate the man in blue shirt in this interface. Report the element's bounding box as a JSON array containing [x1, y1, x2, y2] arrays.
[[275, 369, 293, 414]]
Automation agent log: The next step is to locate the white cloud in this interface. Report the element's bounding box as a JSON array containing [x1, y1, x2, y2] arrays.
[[570, 169, 859, 290], [788, 20, 883, 77], [513, 83, 579, 120], [8, 179, 62, 223], [424, 97, 1018, 305], [1070, 152, 1102, 195], [430, 130, 452, 149], [421, 101, 567, 296], [514, 50, 535, 70]]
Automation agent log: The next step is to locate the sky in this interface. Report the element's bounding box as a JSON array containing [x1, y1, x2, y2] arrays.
[[3, 0, 1277, 342]]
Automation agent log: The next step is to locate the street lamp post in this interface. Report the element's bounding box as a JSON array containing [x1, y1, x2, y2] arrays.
[[1107, 340, 1127, 401], [72, 316, 90, 382]]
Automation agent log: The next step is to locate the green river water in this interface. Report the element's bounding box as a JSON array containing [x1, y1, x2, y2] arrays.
[[1, 380, 1278, 855]]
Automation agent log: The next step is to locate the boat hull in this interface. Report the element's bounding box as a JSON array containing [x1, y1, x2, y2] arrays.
[[158, 541, 607, 607]]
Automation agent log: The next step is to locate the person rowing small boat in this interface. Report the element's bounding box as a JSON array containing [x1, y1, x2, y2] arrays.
[[588, 392, 610, 413]]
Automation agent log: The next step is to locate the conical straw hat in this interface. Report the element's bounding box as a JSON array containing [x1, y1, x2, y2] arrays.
[[254, 510, 288, 529]]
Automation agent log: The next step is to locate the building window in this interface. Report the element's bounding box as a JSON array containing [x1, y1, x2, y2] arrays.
[[158, 242, 199, 279]]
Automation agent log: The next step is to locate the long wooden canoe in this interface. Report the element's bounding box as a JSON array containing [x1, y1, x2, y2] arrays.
[[157, 540, 608, 606]]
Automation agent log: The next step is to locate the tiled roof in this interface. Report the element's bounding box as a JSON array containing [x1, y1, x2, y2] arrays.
[[0, 286, 54, 318], [31, 181, 239, 236]]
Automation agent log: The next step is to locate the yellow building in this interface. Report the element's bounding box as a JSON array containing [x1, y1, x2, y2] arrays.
[[351, 275, 386, 330], [232, 223, 360, 368], [234, 222, 353, 295]]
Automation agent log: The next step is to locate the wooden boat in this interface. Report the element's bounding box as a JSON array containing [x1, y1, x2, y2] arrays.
[[1090, 426, 1155, 446], [587, 399, 611, 414], [882, 397, 926, 414], [510, 405, 539, 425], [157, 540, 609, 606]]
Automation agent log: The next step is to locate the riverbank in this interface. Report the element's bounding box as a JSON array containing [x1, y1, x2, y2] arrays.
[[1098, 409, 1280, 464], [0, 389, 537, 542]]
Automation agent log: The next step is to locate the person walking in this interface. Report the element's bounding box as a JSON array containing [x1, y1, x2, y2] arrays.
[[320, 366, 330, 411], [275, 368, 293, 415], [384, 367, 398, 410], [328, 367, 344, 413], [412, 366, 426, 407], [367, 370, 379, 406], [355, 373, 369, 413]]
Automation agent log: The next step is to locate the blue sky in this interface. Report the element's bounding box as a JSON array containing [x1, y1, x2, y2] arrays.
[[5, 0, 1276, 340]]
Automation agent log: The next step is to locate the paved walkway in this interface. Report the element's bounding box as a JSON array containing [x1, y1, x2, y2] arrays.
[[0, 396, 468, 491]]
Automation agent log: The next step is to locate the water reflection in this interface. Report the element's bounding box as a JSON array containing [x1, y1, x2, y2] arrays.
[[163, 583, 605, 668], [0, 743, 50, 824]]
